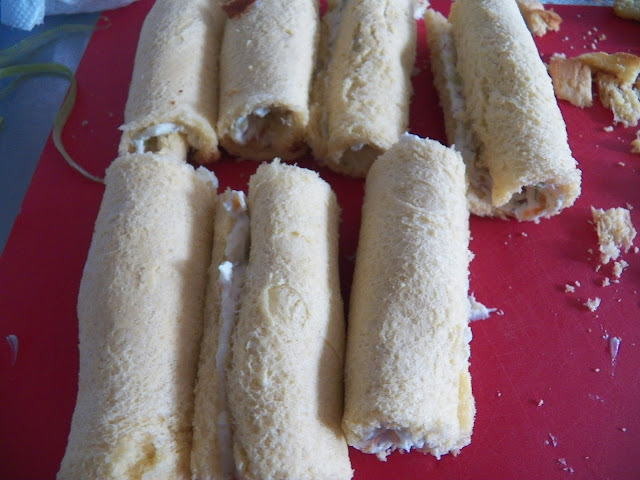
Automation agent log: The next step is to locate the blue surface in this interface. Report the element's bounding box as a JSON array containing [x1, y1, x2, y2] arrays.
[[0, 8, 98, 255]]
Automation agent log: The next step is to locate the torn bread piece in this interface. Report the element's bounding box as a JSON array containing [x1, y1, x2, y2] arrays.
[[548, 52, 640, 127], [343, 134, 474, 461], [119, 0, 226, 162], [425, 0, 581, 221], [58, 154, 218, 480], [217, 0, 318, 161], [311, 0, 417, 177], [591, 206, 637, 264], [228, 161, 352, 480], [516, 0, 562, 36], [596, 73, 640, 127], [548, 54, 593, 108], [191, 190, 249, 480], [614, 0, 640, 21]]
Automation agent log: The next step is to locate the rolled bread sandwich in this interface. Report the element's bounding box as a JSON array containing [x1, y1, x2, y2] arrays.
[[217, 0, 318, 161], [119, 0, 226, 163], [343, 133, 475, 460], [308, 0, 419, 177], [226, 160, 353, 480], [424, 0, 581, 221], [57, 153, 218, 479], [191, 189, 249, 480]]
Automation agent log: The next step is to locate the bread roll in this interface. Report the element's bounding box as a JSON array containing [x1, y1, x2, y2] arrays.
[[217, 0, 318, 161], [425, 0, 581, 221], [191, 189, 249, 480], [343, 134, 475, 460], [119, 0, 225, 162], [227, 160, 352, 480], [310, 0, 417, 177], [57, 154, 217, 479]]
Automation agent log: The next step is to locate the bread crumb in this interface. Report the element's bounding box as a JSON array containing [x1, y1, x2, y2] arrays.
[[593, 367, 601, 372], [612, 259, 629, 278], [595, 264, 602, 272], [557, 458, 574, 474], [601, 277, 611, 287], [603, 125, 614, 132], [468, 294, 497, 321], [537, 399, 544, 407], [575, 280, 581, 287], [618, 161, 626, 167], [620, 427, 628, 432], [591, 207, 637, 264], [584, 297, 601, 311], [565, 284, 576, 293], [632, 130, 640, 154], [516, 0, 562, 36]]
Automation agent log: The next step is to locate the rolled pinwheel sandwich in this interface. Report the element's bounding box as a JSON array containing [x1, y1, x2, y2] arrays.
[[217, 0, 318, 161], [425, 0, 581, 221], [57, 153, 218, 479], [119, 0, 226, 162], [343, 133, 475, 461], [225, 160, 353, 480], [191, 189, 249, 480], [309, 0, 419, 177]]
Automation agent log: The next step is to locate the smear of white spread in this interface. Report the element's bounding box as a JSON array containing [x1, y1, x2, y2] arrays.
[[609, 336, 621, 365], [6, 334, 18, 366]]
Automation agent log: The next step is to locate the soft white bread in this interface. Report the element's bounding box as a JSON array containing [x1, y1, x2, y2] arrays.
[[57, 153, 218, 479], [313, 0, 416, 177], [119, 0, 225, 162], [217, 0, 318, 161], [227, 161, 353, 480], [343, 134, 475, 460], [426, 0, 581, 221], [191, 190, 249, 480]]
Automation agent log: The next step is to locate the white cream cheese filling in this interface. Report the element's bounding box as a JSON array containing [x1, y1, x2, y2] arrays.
[[131, 122, 183, 153]]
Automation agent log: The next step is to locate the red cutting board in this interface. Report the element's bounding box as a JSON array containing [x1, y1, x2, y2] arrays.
[[1, 1, 639, 479]]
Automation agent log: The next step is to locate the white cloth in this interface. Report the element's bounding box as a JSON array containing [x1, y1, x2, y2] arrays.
[[1, 0, 137, 30]]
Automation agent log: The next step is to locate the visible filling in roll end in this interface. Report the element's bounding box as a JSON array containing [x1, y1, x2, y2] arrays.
[[231, 107, 301, 153]]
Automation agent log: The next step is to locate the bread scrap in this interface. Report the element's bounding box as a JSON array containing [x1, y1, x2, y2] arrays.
[[614, 0, 640, 21], [58, 154, 218, 480], [516, 0, 562, 36], [548, 52, 640, 127], [217, 0, 318, 161], [548, 54, 593, 108], [343, 134, 475, 461], [119, 0, 226, 162], [631, 130, 640, 154], [425, 0, 581, 221], [227, 161, 352, 480], [591, 206, 637, 264]]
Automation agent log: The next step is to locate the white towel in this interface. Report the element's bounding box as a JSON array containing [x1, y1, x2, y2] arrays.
[[1, 0, 137, 30]]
